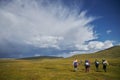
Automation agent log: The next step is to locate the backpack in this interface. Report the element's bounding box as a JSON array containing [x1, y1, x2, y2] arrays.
[[103, 61, 107, 66], [85, 62, 90, 66], [74, 62, 78, 66], [96, 61, 99, 65]]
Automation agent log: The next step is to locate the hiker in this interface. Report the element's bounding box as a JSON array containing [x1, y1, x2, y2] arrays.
[[102, 59, 109, 72], [73, 59, 78, 71], [94, 59, 99, 71], [84, 60, 90, 72]]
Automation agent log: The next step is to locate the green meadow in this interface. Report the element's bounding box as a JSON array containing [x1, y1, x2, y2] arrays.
[[0, 46, 120, 80]]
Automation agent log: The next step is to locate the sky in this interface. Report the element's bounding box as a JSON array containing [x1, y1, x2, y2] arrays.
[[0, 0, 120, 58]]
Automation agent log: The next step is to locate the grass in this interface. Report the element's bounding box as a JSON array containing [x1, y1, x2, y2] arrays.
[[0, 46, 120, 80], [0, 58, 120, 80]]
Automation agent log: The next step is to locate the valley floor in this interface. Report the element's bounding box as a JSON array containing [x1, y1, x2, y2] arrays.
[[0, 58, 120, 80]]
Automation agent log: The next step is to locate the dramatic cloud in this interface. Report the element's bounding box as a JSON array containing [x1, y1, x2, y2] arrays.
[[0, 0, 96, 48], [0, 0, 114, 58]]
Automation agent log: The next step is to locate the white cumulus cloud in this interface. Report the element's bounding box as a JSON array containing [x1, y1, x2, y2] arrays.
[[76, 40, 113, 52], [0, 0, 96, 49]]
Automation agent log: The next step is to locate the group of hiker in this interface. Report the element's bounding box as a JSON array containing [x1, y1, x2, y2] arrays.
[[73, 58, 109, 72]]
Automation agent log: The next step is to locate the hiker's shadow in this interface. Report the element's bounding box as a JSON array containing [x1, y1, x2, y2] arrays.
[[95, 70, 102, 72]]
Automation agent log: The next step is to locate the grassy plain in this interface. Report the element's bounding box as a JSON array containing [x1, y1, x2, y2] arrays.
[[0, 46, 120, 80]]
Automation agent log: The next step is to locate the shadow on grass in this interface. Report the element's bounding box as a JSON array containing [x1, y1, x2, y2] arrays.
[[95, 70, 103, 72]]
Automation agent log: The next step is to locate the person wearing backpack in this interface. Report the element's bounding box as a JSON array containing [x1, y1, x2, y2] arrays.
[[102, 59, 109, 72], [73, 59, 78, 71], [84, 60, 90, 72], [94, 59, 99, 71]]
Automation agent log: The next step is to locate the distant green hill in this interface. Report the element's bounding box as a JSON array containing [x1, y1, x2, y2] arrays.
[[20, 46, 120, 60], [71, 46, 120, 59], [20, 56, 63, 60], [93, 46, 120, 58]]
